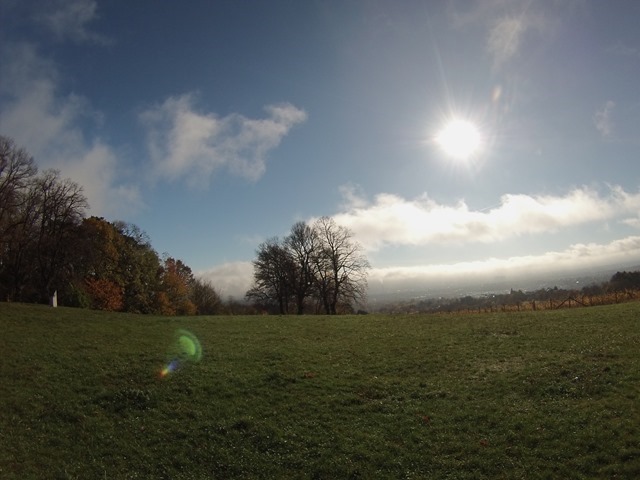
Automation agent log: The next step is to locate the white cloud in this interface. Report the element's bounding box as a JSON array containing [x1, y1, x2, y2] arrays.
[[594, 100, 616, 138], [0, 42, 141, 217], [331, 185, 640, 251], [368, 235, 640, 292], [140, 94, 307, 187], [196, 261, 254, 299], [55, 142, 143, 217], [35, 0, 111, 45]]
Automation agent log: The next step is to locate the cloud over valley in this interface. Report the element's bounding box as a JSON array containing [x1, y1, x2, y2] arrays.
[[332, 184, 640, 251]]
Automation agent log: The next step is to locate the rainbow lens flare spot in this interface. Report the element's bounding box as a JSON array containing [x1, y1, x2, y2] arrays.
[[160, 360, 178, 378]]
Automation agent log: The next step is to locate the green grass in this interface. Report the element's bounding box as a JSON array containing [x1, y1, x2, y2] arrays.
[[1, 302, 639, 479]]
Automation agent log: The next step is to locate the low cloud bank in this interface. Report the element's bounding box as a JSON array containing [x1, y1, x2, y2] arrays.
[[196, 261, 254, 299], [368, 236, 640, 295], [333, 184, 640, 251]]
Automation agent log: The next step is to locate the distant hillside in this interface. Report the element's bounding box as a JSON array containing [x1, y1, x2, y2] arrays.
[[367, 262, 640, 307]]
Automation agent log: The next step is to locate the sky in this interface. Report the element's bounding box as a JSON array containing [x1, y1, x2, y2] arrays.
[[2, 0, 640, 301]]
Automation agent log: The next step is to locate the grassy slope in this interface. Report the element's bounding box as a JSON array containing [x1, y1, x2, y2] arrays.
[[1, 302, 639, 479]]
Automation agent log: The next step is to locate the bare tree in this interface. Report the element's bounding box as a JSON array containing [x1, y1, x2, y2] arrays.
[[246, 219, 369, 315], [0, 167, 88, 302], [0, 136, 37, 230], [312, 216, 369, 314], [0, 181, 41, 300], [0, 137, 38, 298], [246, 238, 295, 314], [285, 221, 319, 314], [32, 170, 88, 302]]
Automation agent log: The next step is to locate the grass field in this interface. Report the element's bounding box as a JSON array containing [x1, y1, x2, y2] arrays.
[[1, 302, 639, 479]]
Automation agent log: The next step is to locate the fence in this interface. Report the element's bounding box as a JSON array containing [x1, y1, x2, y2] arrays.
[[460, 289, 640, 314]]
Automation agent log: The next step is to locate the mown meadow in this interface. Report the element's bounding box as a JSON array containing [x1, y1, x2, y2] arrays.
[[1, 302, 639, 479]]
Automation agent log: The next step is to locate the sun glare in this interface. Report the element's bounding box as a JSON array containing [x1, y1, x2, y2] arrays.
[[435, 119, 482, 160]]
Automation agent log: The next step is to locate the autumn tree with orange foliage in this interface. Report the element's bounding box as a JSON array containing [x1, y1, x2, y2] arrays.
[[158, 256, 197, 316], [72, 217, 128, 310], [84, 277, 123, 311]]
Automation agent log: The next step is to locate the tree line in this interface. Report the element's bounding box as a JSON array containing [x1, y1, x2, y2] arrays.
[[245, 218, 369, 314], [0, 135, 223, 314], [1, 135, 371, 316]]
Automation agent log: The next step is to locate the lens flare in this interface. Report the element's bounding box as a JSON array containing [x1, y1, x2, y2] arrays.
[[177, 329, 202, 361], [159, 329, 202, 379], [160, 359, 179, 378]]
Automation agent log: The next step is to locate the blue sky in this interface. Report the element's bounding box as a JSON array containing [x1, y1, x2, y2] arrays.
[[2, 0, 640, 299]]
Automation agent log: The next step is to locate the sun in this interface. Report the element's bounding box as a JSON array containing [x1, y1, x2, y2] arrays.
[[435, 118, 482, 160]]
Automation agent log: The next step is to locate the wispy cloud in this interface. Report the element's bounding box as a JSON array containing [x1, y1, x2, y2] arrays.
[[593, 100, 616, 138], [487, 16, 527, 68], [369, 235, 640, 292], [0, 42, 140, 216], [486, 12, 550, 70], [140, 94, 307, 187], [35, 0, 111, 45], [447, 0, 551, 70], [331, 185, 640, 251]]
